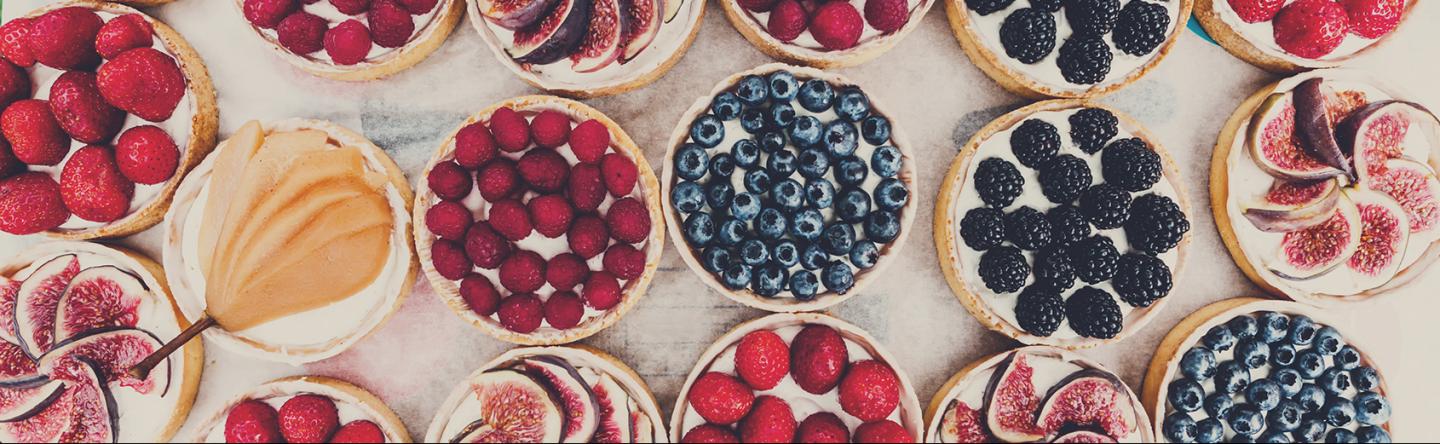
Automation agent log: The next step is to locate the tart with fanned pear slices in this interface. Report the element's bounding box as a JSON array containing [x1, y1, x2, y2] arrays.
[[190, 375, 411, 443], [1195, 0, 1417, 73], [234, 0, 464, 81]]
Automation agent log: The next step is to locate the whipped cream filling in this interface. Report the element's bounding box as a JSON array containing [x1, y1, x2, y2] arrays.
[[737, 0, 922, 52], [1212, 0, 1403, 65], [199, 379, 403, 443], [951, 108, 1182, 341], [250, 1, 444, 65]]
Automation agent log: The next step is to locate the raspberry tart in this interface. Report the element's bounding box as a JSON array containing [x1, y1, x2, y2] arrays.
[[947, 0, 1191, 98], [662, 64, 917, 312], [162, 119, 417, 363], [0, 241, 203, 442], [191, 375, 411, 443], [924, 346, 1152, 442], [0, 1, 219, 239], [469, 0, 706, 97], [425, 345, 666, 442], [720, 0, 935, 68], [1142, 298, 1395, 442], [1212, 70, 1440, 305], [671, 312, 924, 443], [936, 100, 1191, 349], [235, 0, 465, 81], [1196, 0, 1417, 73], [414, 96, 664, 345]]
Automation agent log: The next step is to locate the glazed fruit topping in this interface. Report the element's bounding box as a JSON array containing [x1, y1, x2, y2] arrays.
[[972, 0, 1173, 85], [246, 0, 438, 64]]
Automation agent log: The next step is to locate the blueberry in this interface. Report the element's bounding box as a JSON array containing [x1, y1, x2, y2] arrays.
[[716, 219, 745, 246], [744, 169, 772, 194], [1215, 360, 1251, 394], [1256, 430, 1292, 443], [823, 120, 859, 157], [711, 92, 743, 120], [751, 264, 788, 297], [790, 208, 824, 241], [1353, 391, 1390, 425], [1295, 383, 1327, 412], [1288, 315, 1319, 346], [800, 243, 829, 270], [1237, 338, 1270, 369], [1327, 429, 1358, 443], [683, 212, 715, 245], [798, 149, 831, 179], [836, 188, 871, 224], [1352, 367, 1380, 392], [768, 149, 798, 178], [797, 79, 835, 112], [709, 152, 736, 178], [706, 181, 735, 210], [773, 240, 800, 268], [790, 116, 823, 147], [1273, 367, 1303, 397], [1258, 311, 1290, 343], [1336, 345, 1363, 370], [730, 192, 761, 221], [1229, 315, 1259, 340], [1162, 413, 1197, 443], [871, 145, 902, 178], [1195, 418, 1224, 443], [673, 181, 705, 213], [768, 71, 799, 102], [1204, 392, 1234, 418], [1167, 378, 1204, 412], [860, 115, 891, 145], [835, 156, 868, 187], [740, 108, 767, 134], [1322, 397, 1356, 427], [1294, 349, 1326, 379], [1295, 419, 1328, 443], [700, 247, 732, 273], [739, 239, 770, 266], [675, 143, 709, 181], [735, 75, 768, 106], [756, 207, 788, 240], [1355, 426, 1390, 443], [771, 179, 805, 211], [1271, 342, 1297, 367], [821, 223, 856, 255], [722, 263, 752, 290], [821, 262, 855, 293], [806, 180, 836, 209], [834, 87, 870, 122], [759, 130, 787, 152], [768, 102, 797, 129], [865, 210, 901, 243], [732, 139, 761, 167], [875, 178, 908, 211], [1313, 326, 1344, 356], [1319, 368, 1352, 396], [1203, 324, 1237, 352], [850, 241, 879, 269], [1246, 378, 1282, 411], [1180, 347, 1217, 380], [1270, 399, 1303, 432], [690, 115, 725, 148], [790, 270, 820, 300], [1228, 404, 1264, 437]]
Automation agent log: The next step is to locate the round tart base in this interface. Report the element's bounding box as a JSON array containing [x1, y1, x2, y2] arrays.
[[231, 0, 464, 82], [413, 95, 666, 346], [189, 375, 412, 443], [1193, 0, 1419, 74], [660, 63, 919, 312], [718, 0, 935, 69], [935, 99, 1191, 349]]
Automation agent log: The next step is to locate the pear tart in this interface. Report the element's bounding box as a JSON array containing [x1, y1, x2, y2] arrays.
[[191, 376, 411, 443], [0, 1, 218, 239], [163, 119, 417, 364], [235, 0, 464, 81], [719, 0, 936, 68], [1196, 0, 1417, 73]]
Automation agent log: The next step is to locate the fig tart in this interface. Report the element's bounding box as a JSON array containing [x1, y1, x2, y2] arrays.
[[1195, 0, 1418, 73], [671, 312, 924, 443], [0, 1, 219, 239], [0, 241, 203, 442], [719, 0, 936, 68], [234, 0, 465, 81], [662, 64, 918, 312], [1142, 298, 1395, 442], [191, 375, 411, 443], [425, 345, 666, 443], [1211, 70, 1440, 305], [469, 0, 706, 97], [414, 96, 664, 345], [163, 119, 417, 364]]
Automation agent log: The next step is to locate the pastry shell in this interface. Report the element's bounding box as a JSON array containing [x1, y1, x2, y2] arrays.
[[230, 0, 465, 81], [188, 375, 412, 443]]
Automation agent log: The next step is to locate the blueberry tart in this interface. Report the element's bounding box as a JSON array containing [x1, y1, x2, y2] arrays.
[[1196, 0, 1417, 73], [235, 0, 465, 81], [721, 0, 937, 68]]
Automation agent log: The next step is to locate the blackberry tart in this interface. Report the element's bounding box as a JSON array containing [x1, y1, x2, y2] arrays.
[[947, 0, 1191, 98], [937, 100, 1191, 348], [661, 64, 918, 312], [1196, 0, 1418, 73], [191, 376, 411, 443], [235, 0, 465, 81], [1212, 70, 1440, 304], [720, 0, 937, 68], [1142, 298, 1395, 442]]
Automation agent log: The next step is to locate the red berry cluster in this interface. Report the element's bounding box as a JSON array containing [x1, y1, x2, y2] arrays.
[[680, 325, 913, 443], [224, 394, 389, 443], [749, 0, 910, 50], [0, 8, 186, 235], [244, 0, 440, 66], [1228, 0, 1403, 59], [425, 106, 651, 334]]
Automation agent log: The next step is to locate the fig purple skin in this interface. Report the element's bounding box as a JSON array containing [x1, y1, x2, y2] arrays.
[[479, 0, 563, 30], [510, 0, 592, 65], [1292, 78, 1354, 180], [1035, 369, 1136, 439]]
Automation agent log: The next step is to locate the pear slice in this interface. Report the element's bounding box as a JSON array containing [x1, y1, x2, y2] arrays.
[[198, 121, 265, 271]]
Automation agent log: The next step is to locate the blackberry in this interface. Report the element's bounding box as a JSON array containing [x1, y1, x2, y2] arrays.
[[1039, 154, 1093, 204], [979, 246, 1030, 294], [1066, 286, 1124, 339], [1033, 245, 1076, 291], [1011, 119, 1061, 169], [1126, 193, 1190, 255], [966, 0, 1017, 15], [1068, 108, 1119, 154], [1057, 34, 1113, 85], [1030, 0, 1062, 12], [1079, 183, 1132, 229], [1112, 253, 1172, 307], [1064, 0, 1121, 35], [1004, 206, 1053, 250], [1069, 235, 1119, 284], [1112, 0, 1171, 56], [961, 207, 1007, 251], [974, 158, 1024, 208], [1046, 204, 1092, 247], [1000, 8, 1057, 64], [1101, 137, 1162, 192], [1016, 285, 1065, 337]]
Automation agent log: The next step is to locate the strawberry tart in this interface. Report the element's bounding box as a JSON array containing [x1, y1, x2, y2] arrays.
[[1196, 0, 1417, 73], [1212, 70, 1440, 304], [235, 0, 465, 81], [0, 1, 218, 239], [469, 0, 705, 97], [671, 312, 924, 443], [0, 241, 203, 442], [162, 120, 417, 363], [190, 375, 411, 443], [415, 96, 664, 345], [947, 0, 1191, 98], [925, 346, 1152, 442], [720, 0, 935, 68]]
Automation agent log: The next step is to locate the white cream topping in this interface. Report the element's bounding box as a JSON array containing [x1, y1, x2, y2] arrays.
[[737, 0, 922, 51], [1212, 0, 1405, 66], [199, 380, 402, 443]]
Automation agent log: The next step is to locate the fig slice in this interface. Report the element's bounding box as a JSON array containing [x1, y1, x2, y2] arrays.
[[1248, 92, 1347, 181], [13, 255, 80, 358], [1052, 429, 1119, 442], [510, 0, 592, 65], [1243, 178, 1342, 232], [570, 0, 629, 73], [983, 351, 1044, 442], [478, 0, 563, 29], [628, 397, 654, 443], [1268, 192, 1362, 281], [0, 278, 19, 345], [938, 400, 992, 443], [454, 369, 564, 443], [520, 357, 598, 443], [1368, 158, 1440, 234], [1343, 189, 1410, 292], [619, 0, 662, 62], [1338, 100, 1440, 181], [589, 373, 632, 444], [1035, 369, 1137, 439], [1293, 78, 1354, 179], [0, 341, 37, 383], [52, 266, 150, 346], [0, 377, 65, 422], [38, 328, 169, 398]]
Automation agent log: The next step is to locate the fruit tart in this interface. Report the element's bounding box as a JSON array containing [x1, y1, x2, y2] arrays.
[[947, 0, 1191, 98], [1196, 0, 1417, 73], [0, 241, 203, 442], [671, 312, 924, 443], [425, 345, 666, 442], [415, 96, 664, 345], [0, 1, 219, 239], [1212, 70, 1440, 305], [924, 346, 1152, 442], [662, 64, 917, 312], [469, 0, 706, 97], [162, 119, 417, 363], [191, 375, 411, 443], [720, 0, 935, 68], [937, 100, 1191, 349], [235, 0, 465, 81], [1142, 298, 1395, 442]]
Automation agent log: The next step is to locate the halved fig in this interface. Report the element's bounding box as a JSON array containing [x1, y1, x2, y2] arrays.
[[1249, 92, 1347, 181], [938, 401, 992, 443], [1293, 79, 1354, 179], [0, 380, 74, 443], [983, 352, 1044, 442], [38, 328, 168, 397], [1368, 158, 1440, 234], [49, 359, 116, 444], [663, 0, 681, 22], [510, 0, 592, 65], [453, 369, 564, 442], [520, 357, 598, 443], [478, 0, 562, 29], [14, 255, 80, 358], [1338, 100, 1440, 181], [629, 397, 654, 443], [0, 341, 37, 382], [0, 378, 65, 422], [1243, 178, 1342, 232], [1268, 192, 1362, 281], [590, 373, 632, 444], [570, 0, 629, 72], [53, 266, 150, 345], [0, 278, 19, 345], [1344, 189, 1410, 292], [620, 0, 662, 62], [1052, 429, 1119, 443], [1035, 369, 1137, 438]]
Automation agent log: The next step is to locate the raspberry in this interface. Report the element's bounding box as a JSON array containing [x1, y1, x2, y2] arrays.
[[1047, 204, 1091, 247], [0, 172, 69, 234], [687, 372, 755, 425], [797, 413, 850, 443], [1273, 0, 1350, 59], [277, 11, 327, 55], [1064, 0, 1121, 35], [1016, 284, 1065, 337], [225, 400, 283, 443], [865, 0, 910, 33], [398, 0, 440, 14], [527, 194, 573, 237], [600, 153, 638, 197], [1068, 108, 1118, 154], [1124, 193, 1189, 255], [1039, 154, 1092, 204], [1112, 0, 1170, 57], [430, 239, 472, 280], [330, 421, 384, 443], [498, 293, 543, 333], [114, 125, 180, 185], [245, 0, 300, 29], [966, 0, 1016, 15], [324, 20, 372, 65], [60, 146, 134, 223], [1228, 0, 1285, 23], [278, 394, 340, 443], [581, 271, 622, 309], [740, 0, 779, 12], [489, 107, 531, 152], [974, 158, 1024, 208], [1066, 286, 1124, 339], [1069, 235, 1119, 284], [681, 424, 738, 443], [0, 18, 36, 67], [543, 291, 585, 329], [545, 253, 590, 290], [605, 197, 651, 244], [568, 162, 606, 212], [499, 250, 545, 293], [28, 7, 103, 70], [96, 47, 186, 122], [488, 199, 532, 240], [48, 71, 124, 144], [839, 360, 900, 421], [95, 14, 154, 59], [568, 119, 610, 162], [602, 243, 646, 280], [978, 246, 1029, 294], [960, 207, 1006, 251], [1057, 33, 1113, 85], [0, 58, 28, 110], [460, 273, 500, 316], [1101, 137, 1162, 192], [568, 215, 610, 258], [853, 420, 913, 443], [1079, 183, 1132, 229], [1341, 0, 1402, 39], [425, 200, 473, 240], [477, 158, 519, 201], [790, 325, 848, 394], [464, 221, 512, 268], [368, 0, 415, 48], [740, 396, 797, 443], [1004, 206, 1053, 251], [529, 110, 572, 148], [810, 1, 864, 50], [427, 161, 473, 201], [518, 149, 569, 192], [1010, 119, 1060, 169], [1112, 252, 1172, 307], [768, 0, 809, 42], [455, 122, 498, 169], [330, 0, 372, 15], [2, 100, 68, 165], [735, 330, 790, 390]]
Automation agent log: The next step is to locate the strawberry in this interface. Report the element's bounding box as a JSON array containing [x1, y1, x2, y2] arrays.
[[427, 160, 473, 201], [276, 11, 327, 55], [790, 324, 848, 394], [0, 59, 29, 114], [0, 18, 36, 67], [498, 293, 543, 332], [739, 396, 797, 443], [487, 199, 533, 241], [464, 221, 512, 268], [735, 330, 789, 390], [838, 360, 901, 421], [244, 0, 300, 29], [49, 71, 124, 144], [330, 420, 385, 443], [324, 19, 373, 65], [96, 47, 187, 122], [600, 153, 637, 196], [330, 0, 372, 15], [278, 394, 339, 443], [1273, 0, 1350, 59], [768, 0, 809, 42], [0, 172, 70, 235], [527, 194, 574, 237], [477, 158, 519, 201], [61, 146, 134, 223], [28, 7, 103, 70], [1226, 0, 1285, 23], [797, 413, 850, 443], [399, 0, 440, 14], [568, 119, 610, 163], [681, 424, 739, 443], [810, 1, 864, 50], [1340, 0, 1403, 39], [368, 0, 416, 48], [455, 121, 498, 169], [530, 110, 572, 148], [567, 215, 610, 258], [687, 372, 755, 425], [95, 13, 154, 59], [581, 271, 621, 309], [460, 273, 500, 316], [853, 420, 912, 443], [430, 239, 472, 280], [865, 0, 910, 33], [499, 250, 546, 293], [567, 162, 606, 212], [114, 125, 180, 185], [545, 253, 590, 290], [224, 400, 283, 444], [543, 291, 585, 329], [425, 200, 473, 240], [602, 243, 646, 280], [1, 100, 68, 165], [489, 107, 531, 152], [740, 0, 779, 12], [518, 149, 569, 193], [604, 197, 650, 244]]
